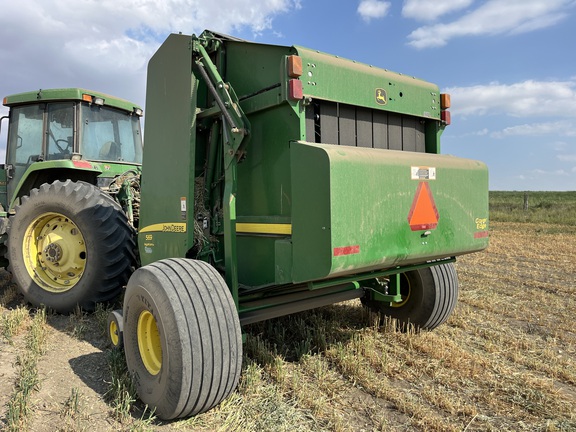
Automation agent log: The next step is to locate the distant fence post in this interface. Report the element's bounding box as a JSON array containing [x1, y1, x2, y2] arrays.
[[523, 192, 529, 211]]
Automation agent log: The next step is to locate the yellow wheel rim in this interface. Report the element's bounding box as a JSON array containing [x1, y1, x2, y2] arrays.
[[109, 320, 120, 346], [23, 212, 86, 293], [137, 310, 162, 375], [391, 275, 411, 308]]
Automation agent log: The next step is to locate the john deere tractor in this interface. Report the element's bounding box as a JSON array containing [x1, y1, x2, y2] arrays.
[[0, 88, 143, 312]]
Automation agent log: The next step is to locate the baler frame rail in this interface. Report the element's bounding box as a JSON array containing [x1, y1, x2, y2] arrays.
[[237, 257, 456, 325], [191, 33, 252, 307]]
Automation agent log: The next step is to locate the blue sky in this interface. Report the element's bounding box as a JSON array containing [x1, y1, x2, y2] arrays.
[[1, 0, 575, 190]]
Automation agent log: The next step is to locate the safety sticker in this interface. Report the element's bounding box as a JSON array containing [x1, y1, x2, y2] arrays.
[[333, 245, 360, 256], [411, 166, 436, 180], [407, 182, 439, 231]]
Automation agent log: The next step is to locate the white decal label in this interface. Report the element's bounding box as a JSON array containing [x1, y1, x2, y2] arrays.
[[411, 166, 436, 180]]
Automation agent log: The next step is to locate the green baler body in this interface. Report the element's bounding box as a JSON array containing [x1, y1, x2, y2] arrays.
[[290, 143, 487, 283], [139, 33, 488, 298]]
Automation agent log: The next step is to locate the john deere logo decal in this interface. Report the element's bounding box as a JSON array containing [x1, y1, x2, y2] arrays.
[[375, 88, 387, 105]]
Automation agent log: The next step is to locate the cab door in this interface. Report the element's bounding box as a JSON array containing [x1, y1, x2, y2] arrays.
[[5, 104, 45, 205]]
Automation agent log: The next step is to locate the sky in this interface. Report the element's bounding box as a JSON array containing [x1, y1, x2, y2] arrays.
[[1, 0, 575, 191]]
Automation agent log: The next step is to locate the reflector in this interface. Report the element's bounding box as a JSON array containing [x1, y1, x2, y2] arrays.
[[441, 110, 451, 125], [287, 55, 303, 78], [289, 79, 303, 100], [408, 182, 439, 231]]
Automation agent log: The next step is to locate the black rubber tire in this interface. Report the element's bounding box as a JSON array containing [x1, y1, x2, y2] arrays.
[[107, 309, 124, 349], [7, 180, 136, 313], [362, 263, 458, 331], [123, 258, 242, 420]]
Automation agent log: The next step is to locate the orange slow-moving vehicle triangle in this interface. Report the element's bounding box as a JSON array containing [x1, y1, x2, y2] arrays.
[[407, 182, 439, 231]]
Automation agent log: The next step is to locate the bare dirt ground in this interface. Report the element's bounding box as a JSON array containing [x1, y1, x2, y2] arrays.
[[1, 221, 575, 431]]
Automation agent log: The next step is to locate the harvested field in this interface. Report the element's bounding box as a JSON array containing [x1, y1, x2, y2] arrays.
[[1, 219, 575, 431]]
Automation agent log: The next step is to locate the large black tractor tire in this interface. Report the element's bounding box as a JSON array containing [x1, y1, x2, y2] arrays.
[[362, 263, 459, 331], [7, 180, 136, 313], [123, 258, 242, 420]]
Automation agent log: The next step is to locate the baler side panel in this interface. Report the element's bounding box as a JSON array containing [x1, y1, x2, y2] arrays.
[[291, 142, 489, 283], [138, 34, 197, 265], [235, 104, 300, 287], [223, 42, 302, 288], [295, 47, 441, 121]]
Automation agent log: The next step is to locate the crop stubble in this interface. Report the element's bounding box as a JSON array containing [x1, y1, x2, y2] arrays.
[[0, 221, 574, 431]]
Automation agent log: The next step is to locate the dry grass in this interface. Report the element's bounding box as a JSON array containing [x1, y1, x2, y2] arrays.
[[1, 220, 575, 431], [215, 221, 576, 431]]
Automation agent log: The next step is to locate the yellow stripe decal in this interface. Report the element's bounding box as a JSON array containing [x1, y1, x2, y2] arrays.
[[236, 223, 292, 235], [139, 223, 187, 234], [139, 222, 290, 235]]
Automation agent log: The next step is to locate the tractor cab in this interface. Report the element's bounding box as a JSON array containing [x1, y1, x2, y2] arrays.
[[0, 88, 143, 210]]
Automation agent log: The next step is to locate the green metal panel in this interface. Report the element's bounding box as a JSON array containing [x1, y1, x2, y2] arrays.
[[91, 162, 141, 179], [290, 142, 489, 283], [295, 47, 441, 120], [234, 103, 299, 287], [8, 160, 102, 210], [0, 169, 7, 210], [138, 34, 197, 265], [3, 88, 142, 113], [224, 41, 294, 101]]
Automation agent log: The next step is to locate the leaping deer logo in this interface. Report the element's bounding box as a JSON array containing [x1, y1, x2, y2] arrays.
[[376, 88, 387, 105]]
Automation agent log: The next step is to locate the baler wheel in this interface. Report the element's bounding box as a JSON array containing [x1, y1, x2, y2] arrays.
[[7, 180, 136, 313], [362, 262, 458, 331], [122, 258, 242, 420], [107, 309, 124, 349]]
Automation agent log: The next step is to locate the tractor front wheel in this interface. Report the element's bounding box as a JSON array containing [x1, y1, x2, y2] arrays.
[[123, 258, 242, 420]]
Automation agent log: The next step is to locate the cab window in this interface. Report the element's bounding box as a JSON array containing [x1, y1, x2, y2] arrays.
[[80, 104, 142, 163]]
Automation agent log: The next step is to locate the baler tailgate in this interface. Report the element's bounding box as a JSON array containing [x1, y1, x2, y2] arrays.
[[290, 141, 488, 283]]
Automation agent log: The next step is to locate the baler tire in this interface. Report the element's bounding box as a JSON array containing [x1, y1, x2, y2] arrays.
[[108, 309, 124, 349], [6, 180, 136, 313], [122, 258, 242, 420], [362, 262, 458, 331]]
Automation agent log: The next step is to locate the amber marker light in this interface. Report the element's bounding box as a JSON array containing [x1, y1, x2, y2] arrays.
[[440, 93, 451, 125], [287, 55, 303, 78], [440, 93, 451, 109]]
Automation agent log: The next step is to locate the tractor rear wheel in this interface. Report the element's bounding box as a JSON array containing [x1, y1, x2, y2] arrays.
[[123, 258, 242, 420], [362, 262, 458, 331], [7, 180, 136, 313]]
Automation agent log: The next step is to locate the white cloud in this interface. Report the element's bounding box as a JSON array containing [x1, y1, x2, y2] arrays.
[[531, 168, 570, 177], [358, 0, 391, 22], [0, 0, 300, 106], [552, 141, 569, 151], [445, 79, 576, 118], [558, 154, 576, 162], [472, 128, 489, 136], [402, 0, 474, 22], [491, 121, 576, 138], [407, 0, 574, 48], [509, 168, 575, 191]]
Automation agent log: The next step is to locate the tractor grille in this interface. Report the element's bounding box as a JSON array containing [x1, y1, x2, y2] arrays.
[[305, 100, 426, 152]]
